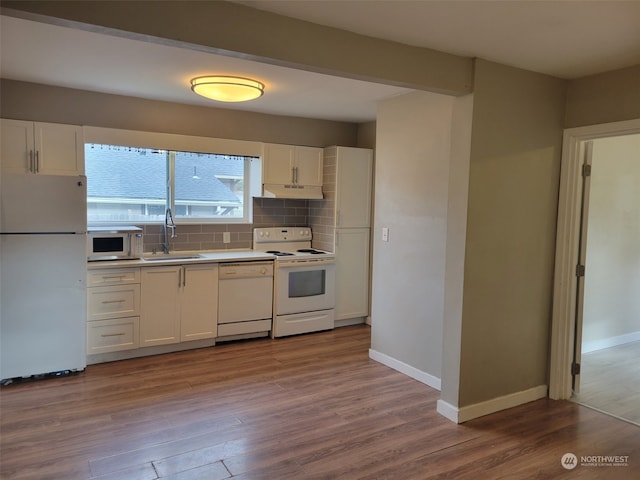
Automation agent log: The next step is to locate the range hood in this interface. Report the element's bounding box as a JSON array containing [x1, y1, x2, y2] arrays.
[[262, 184, 323, 200]]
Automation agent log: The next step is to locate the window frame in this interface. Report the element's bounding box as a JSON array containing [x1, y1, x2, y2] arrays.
[[83, 127, 263, 225]]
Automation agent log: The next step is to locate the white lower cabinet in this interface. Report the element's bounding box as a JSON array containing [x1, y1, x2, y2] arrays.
[[180, 264, 218, 342], [87, 267, 141, 354], [140, 267, 181, 346], [87, 284, 141, 321], [87, 317, 139, 354], [140, 264, 218, 347], [334, 228, 370, 321]]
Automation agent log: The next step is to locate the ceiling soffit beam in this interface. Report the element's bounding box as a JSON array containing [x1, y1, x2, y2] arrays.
[[1, 0, 474, 96]]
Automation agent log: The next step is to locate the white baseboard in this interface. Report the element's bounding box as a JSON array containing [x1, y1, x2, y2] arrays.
[[437, 384, 548, 424], [368, 348, 441, 391], [436, 399, 459, 423], [582, 330, 640, 354]]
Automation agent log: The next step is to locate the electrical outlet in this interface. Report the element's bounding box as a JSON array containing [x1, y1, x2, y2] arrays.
[[223, 232, 231, 244], [382, 227, 389, 242]]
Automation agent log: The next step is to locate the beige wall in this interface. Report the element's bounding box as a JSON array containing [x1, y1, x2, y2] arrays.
[[2, 0, 473, 96], [565, 65, 640, 128], [440, 93, 474, 406], [0, 80, 357, 147], [583, 134, 640, 347], [457, 60, 566, 406], [356, 122, 376, 149], [371, 90, 455, 377]]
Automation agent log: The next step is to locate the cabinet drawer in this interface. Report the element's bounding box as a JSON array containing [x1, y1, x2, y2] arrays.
[[88, 284, 140, 320], [87, 317, 139, 354], [88, 268, 141, 287]]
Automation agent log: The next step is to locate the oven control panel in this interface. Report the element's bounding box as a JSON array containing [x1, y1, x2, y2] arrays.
[[254, 227, 312, 242]]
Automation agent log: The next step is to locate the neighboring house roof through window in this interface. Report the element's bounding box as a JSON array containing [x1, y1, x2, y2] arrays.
[[86, 146, 241, 205]]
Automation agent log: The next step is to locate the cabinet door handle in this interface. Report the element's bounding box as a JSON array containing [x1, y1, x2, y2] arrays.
[[35, 150, 40, 173], [29, 150, 34, 173], [335, 231, 339, 246], [102, 275, 126, 280], [295, 166, 299, 184], [183, 267, 187, 287], [101, 332, 126, 337], [101, 299, 125, 304], [178, 268, 182, 287]]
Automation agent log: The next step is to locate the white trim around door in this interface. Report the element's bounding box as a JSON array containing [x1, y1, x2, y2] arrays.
[[549, 118, 640, 400]]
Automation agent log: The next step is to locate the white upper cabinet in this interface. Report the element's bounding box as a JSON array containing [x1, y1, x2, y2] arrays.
[[294, 146, 324, 186], [263, 143, 323, 186], [1, 119, 84, 175], [331, 146, 373, 228]]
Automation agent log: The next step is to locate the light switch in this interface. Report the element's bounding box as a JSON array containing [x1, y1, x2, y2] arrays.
[[223, 232, 231, 243], [382, 227, 389, 242]]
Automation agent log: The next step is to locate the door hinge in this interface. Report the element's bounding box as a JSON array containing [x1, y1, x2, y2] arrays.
[[582, 164, 592, 177], [576, 264, 585, 277], [572, 363, 581, 375]]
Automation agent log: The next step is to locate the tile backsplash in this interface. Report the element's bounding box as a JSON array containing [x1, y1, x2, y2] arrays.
[[142, 197, 310, 252], [252, 198, 309, 229]]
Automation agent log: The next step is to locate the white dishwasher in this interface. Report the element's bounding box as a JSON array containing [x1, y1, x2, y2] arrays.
[[218, 261, 274, 338]]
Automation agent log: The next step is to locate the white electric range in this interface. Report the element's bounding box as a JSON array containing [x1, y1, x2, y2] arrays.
[[253, 227, 335, 337]]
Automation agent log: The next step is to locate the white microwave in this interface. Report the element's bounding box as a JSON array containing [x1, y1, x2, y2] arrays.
[[87, 226, 143, 261]]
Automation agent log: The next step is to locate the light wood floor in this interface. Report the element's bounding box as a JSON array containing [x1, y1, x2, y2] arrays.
[[2, 325, 639, 479], [573, 341, 640, 426]]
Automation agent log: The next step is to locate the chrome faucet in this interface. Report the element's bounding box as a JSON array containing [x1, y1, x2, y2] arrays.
[[163, 208, 177, 254]]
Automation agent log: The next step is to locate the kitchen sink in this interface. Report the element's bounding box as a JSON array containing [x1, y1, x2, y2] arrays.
[[143, 254, 203, 261]]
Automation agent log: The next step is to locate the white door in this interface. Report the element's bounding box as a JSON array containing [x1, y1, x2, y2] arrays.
[[572, 141, 593, 394]]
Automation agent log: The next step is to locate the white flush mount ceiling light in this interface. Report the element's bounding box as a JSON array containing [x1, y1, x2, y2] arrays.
[[190, 75, 265, 102]]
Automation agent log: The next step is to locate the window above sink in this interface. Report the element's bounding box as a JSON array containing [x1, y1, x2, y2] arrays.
[[83, 126, 264, 227]]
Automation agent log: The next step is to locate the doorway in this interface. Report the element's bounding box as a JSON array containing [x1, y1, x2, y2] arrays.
[[549, 119, 640, 408], [571, 134, 640, 425]]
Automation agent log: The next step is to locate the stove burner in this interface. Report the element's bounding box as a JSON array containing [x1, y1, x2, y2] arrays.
[[297, 249, 326, 254], [266, 250, 294, 256]]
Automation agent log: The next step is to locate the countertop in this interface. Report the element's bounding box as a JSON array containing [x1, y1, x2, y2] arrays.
[[87, 250, 275, 269]]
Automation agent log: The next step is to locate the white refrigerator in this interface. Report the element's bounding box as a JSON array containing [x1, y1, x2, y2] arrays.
[[1, 173, 87, 381]]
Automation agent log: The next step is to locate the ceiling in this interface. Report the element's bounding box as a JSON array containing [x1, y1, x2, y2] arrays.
[[1, 1, 639, 123], [237, 0, 640, 79]]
